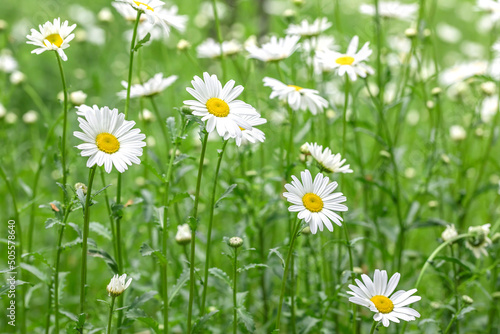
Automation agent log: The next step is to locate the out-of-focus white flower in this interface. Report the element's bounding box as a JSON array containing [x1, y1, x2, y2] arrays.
[[307, 142, 353, 174], [118, 73, 177, 99], [441, 224, 458, 242], [10, 71, 26, 85], [139, 108, 155, 122], [177, 39, 191, 50], [26, 18, 77, 61], [479, 95, 498, 122], [439, 61, 488, 86], [246, 35, 300, 62], [197, 38, 242, 58], [0, 51, 18, 73], [224, 113, 267, 147], [5, 112, 18, 124], [477, 0, 500, 23], [98, 8, 114, 22], [175, 224, 191, 245], [436, 23, 462, 44], [70, 90, 87, 105], [285, 17, 332, 37], [449, 125, 467, 141], [466, 223, 492, 258], [107, 273, 132, 297], [480, 81, 496, 95], [22, 110, 38, 124], [359, 1, 418, 20], [0, 103, 6, 118]]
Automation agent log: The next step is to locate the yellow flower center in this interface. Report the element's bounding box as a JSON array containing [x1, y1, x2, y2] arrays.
[[335, 56, 355, 66], [302, 193, 324, 212], [206, 98, 230, 117], [45, 34, 63, 47], [96, 133, 120, 154], [370, 295, 394, 314], [134, 1, 154, 11], [288, 85, 303, 91]]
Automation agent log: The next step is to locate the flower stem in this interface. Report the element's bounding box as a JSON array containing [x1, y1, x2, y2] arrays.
[[124, 10, 142, 118], [55, 52, 69, 203], [233, 247, 239, 334], [211, 0, 226, 80], [79, 165, 97, 316], [369, 320, 377, 334], [275, 219, 301, 331], [107, 296, 116, 334], [201, 139, 229, 315], [187, 130, 209, 333]]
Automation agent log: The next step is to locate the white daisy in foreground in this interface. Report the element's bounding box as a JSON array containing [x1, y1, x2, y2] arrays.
[[184, 72, 258, 138], [197, 38, 243, 58], [107, 273, 132, 297], [347, 269, 421, 327], [116, 0, 183, 33], [283, 169, 348, 234], [26, 18, 76, 61], [466, 223, 492, 258], [74, 104, 146, 173], [118, 73, 177, 99], [307, 142, 353, 174], [263, 77, 328, 115], [360, 1, 418, 21], [317, 36, 374, 81], [285, 18, 332, 37], [224, 114, 267, 146], [246, 35, 300, 62]]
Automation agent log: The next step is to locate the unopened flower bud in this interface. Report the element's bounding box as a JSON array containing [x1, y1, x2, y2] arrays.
[[0, 20, 7, 31], [405, 28, 417, 38], [450, 125, 466, 141], [75, 182, 88, 195], [301, 226, 311, 235], [480, 81, 496, 95], [70, 90, 87, 106], [228, 236, 243, 248], [431, 87, 442, 96], [426, 100, 435, 109], [292, 0, 305, 6], [175, 224, 191, 245], [441, 224, 457, 242], [462, 295, 473, 304], [177, 39, 191, 51], [10, 71, 25, 85], [22, 110, 38, 124], [98, 8, 114, 22], [300, 143, 310, 155]]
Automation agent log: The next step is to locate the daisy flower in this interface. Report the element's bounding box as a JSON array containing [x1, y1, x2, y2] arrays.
[[441, 224, 458, 242], [0, 51, 18, 73], [224, 114, 267, 146], [197, 38, 243, 58], [316, 35, 374, 81], [107, 274, 132, 297], [477, 0, 500, 22], [439, 61, 488, 86], [285, 18, 332, 37], [479, 95, 498, 122], [359, 1, 419, 21], [347, 269, 421, 327], [263, 77, 328, 115], [307, 142, 353, 174], [118, 73, 177, 99], [184, 72, 258, 138], [26, 18, 77, 61], [246, 35, 300, 62], [74, 104, 146, 173], [466, 223, 492, 258], [283, 169, 348, 234]]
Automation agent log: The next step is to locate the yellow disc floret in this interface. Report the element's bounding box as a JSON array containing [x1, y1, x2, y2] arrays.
[[335, 56, 355, 66], [288, 85, 303, 91], [46, 34, 63, 47], [134, 1, 155, 11], [302, 193, 324, 212], [96, 133, 120, 154], [370, 295, 394, 314], [206, 98, 230, 117]]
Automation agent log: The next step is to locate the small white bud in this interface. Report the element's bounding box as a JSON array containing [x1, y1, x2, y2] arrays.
[[405, 28, 417, 38], [70, 90, 87, 106], [441, 224, 458, 242], [177, 39, 191, 51], [228, 236, 243, 248], [10, 71, 26, 85], [449, 125, 466, 141], [22, 110, 38, 124], [98, 8, 114, 22], [175, 224, 192, 245], [480, 81, 496, 95]]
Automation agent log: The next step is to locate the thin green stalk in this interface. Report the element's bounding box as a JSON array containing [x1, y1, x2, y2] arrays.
[[149, 97, 170, 155], [450, 246, 460, 334], [187, 131, 209, 333], [233, 247, 238, 334], [369, 321, 377, 334], [54, 202, 74, 333], [100, 170, 118, 262], [211, 0, 226, 80], [115, 174, 124, 333], [443, 304, 464, 334], [55, 52, 69, 203], [201, 140, 229, 315], [79, 165, 97, 316], [124, 10, 142, 118], [107, 296, 116, 334], [275, 219, 301, 331]]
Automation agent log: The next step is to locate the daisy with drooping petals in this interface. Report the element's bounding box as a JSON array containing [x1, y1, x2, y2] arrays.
[[307, 142, 353, 174], [347, 269, 421, 327], [224, 114, 267, 146], [118, 73, 177, 99], [246, 35, 300, 62], [360, 1, 418, 21], [74, 105, 146, 173], [197, 38, 243, 59], [283, 169, 348, 234], [184, 73, 258, 138], [317, 35, 374, 81], [263, 77, 328, 115], [107, 273, 133, 297], [285, 18, 332, 37], [26, 18, 77, 61], [466, 223, 492, 258]]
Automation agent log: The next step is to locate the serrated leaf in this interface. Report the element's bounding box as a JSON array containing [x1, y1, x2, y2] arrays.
[[169, 192, 191, 205], [268, 248, 285, 268], [167, 117, 176, 142], [89, 222, 112, 240], [215, 184, 237, 208], [133, 33, 151, 51], [67, 222, 82, 238], [169, 268, 189, 305], [91, 184, 112, 199], [237, 263, 268, 273], [129, 291, 158, 310], [237, 307, 255, 332], [44, 217, 62, 229], [457, 306, 475, 319], [208, 267, 232, 287], [192, 310, 219, 334], [174, 154, 192, 165], [59, 309, 78, 322], [87, 249, 119, 274], [20, 263, 49, 284], [139, 243, 167, 265]]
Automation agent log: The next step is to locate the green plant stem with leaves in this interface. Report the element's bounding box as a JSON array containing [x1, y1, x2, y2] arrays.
[[233, 246, 239, 334], [211, 0, 226, 80], [55, 52, 69, 204], [369, 320, 377, 334], [79, 165, 97, 316], [187, 130, 209, 333], [200, 140, 229, 315], [275, 219, 301, 331], [107, 296, 116, 334]]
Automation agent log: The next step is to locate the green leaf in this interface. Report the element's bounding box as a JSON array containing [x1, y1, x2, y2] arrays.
[[133, 32, 151, 51], [434, 256, 472, 273], [457, 306, 475, 319], [215, 184, 237, 208], [169, 268, 189, 305], [129, 291, 158, 310], [87, 249, 119, 274], [237, 306, 255, 332], [166, 117, 176, 142], [89, 222, 112, 240], [59, 309, 78, 322], [268, 248, 285, 268], [208, 267, 232, 287], [237, 263, 268, 273], [139, 243, 167, 265], [192, 310, 219, 334], [174, 154, 192, 165], [169, 192, 191, 205], [91, 184, 112, 199], [20, 263, 49, 284]]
